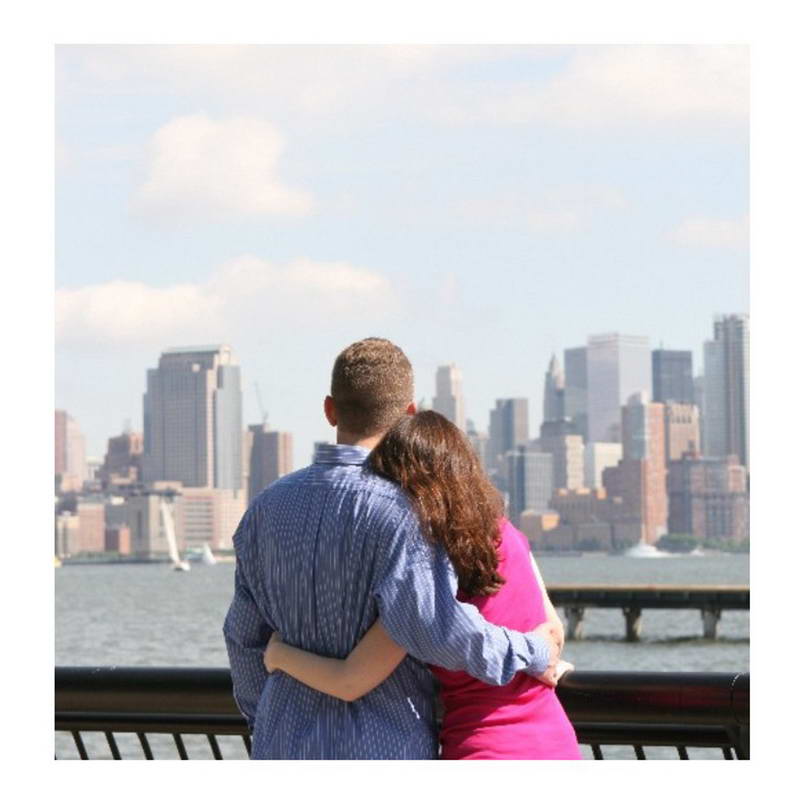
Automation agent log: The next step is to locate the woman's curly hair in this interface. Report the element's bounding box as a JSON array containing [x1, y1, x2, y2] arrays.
[[368, 410, 505, 596]]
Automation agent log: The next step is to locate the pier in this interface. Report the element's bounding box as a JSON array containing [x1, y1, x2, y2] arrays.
[[547, 584, 749, 642]]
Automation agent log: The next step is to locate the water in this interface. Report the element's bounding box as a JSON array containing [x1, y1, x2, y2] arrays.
[[55, 553, 749, 759]]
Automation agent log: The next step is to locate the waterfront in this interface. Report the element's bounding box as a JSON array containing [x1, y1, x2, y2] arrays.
[[55, 552, 748, 759]]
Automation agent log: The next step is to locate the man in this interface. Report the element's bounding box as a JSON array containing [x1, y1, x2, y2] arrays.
[[223, 338, 561, 759]]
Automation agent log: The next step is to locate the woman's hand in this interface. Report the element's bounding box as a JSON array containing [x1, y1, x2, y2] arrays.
[[554, 659, 575, 684], [263, 631, 284, 673]]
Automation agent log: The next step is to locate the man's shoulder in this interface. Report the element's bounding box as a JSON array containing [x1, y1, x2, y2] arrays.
[[249, 464, 414, 516]]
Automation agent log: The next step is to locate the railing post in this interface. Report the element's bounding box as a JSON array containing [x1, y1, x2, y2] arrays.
[[623, 607, 643, 642], [702, 608, 721, 640], [565, 606, 585, 640]]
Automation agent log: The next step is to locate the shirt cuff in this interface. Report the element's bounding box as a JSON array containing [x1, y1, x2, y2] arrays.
[[514, 630, 551, 676]]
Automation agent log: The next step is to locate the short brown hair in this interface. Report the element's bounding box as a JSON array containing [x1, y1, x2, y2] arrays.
[[330, 338, 414, 437]]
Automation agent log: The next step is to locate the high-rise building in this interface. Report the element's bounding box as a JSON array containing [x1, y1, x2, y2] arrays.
[[179, 486, 246, 551], [54, 410, 87, 493], [142, 345, 243, 490], [563, 347, 588, 440], [246, 424, 294, 502], [652, 349, 694, 404], [702, 314, 749, 468], [488, 398, 529, 471], [433, 364, 465, 431], [542, 354, 565, 423], [668, 454, 749, 541], [98, 431, 143, 490], [614, 392, 668, 545], [584, 442, 623, 489], [586, 333, 651, 443], [663, 402, 701, 463], [505, 447, 553, 525], [465, 419, 489, 473], [539, 420, 584, 490]]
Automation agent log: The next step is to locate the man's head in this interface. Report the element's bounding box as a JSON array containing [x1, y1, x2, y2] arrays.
[[326, 338, 415, 441]]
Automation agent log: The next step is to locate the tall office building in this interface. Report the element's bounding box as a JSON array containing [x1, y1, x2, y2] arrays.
[[663, 402, 701, 463], [542, 354, 565, 423], [617, 392, 668, 545], [563, 346, 588, 440], [668, 454, 749, 541], [702, 314, 749, 468], [98, 431, 143, 490], [245, 424, 294, 502], [652, 349, 694, 404], [433, 364, 466, 431], [465, 419, 489, 472], [539, 420, 584, 490], [142, 345, 243, 489], [584, 442, 623, 489], [488, 398, 529, 470], [587, 333, 651, 443], [54, 410, 87, 493], [505, 447, 553, 525]]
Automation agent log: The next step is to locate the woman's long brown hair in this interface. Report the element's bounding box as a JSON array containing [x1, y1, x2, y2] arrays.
[[368, 410, 505, 597]]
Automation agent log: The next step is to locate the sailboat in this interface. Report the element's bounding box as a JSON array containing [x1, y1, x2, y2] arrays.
[[159, 498, 191, 572], [201, 542, 217, 566]]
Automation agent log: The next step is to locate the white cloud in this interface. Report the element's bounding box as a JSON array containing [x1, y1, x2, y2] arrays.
[[133, 115, 313, 221], [55, 256, 393, 348], [669, 215, 749, 249], [441, 46, 748, 127]]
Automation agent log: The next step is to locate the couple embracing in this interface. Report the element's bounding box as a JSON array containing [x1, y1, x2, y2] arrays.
[[223, 338, 580, 760]]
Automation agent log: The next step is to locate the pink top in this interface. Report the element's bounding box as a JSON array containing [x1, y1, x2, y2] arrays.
[[429, 518, 581, 760]]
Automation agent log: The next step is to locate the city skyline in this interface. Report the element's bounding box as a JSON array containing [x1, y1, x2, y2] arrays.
[[55, 45, 748, 467]]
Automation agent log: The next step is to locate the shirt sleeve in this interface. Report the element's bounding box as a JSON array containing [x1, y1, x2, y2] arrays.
[[222, 507, 273, 732], [373, 507, 551, 686]]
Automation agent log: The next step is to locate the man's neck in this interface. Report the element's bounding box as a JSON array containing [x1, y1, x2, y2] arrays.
[[336, 431, 384, 451]]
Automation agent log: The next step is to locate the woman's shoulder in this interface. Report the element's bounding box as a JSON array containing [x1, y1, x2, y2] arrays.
[[497, 517, 531, 551]]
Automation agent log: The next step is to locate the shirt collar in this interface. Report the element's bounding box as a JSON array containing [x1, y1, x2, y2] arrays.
[[314, 443, 370, 466]]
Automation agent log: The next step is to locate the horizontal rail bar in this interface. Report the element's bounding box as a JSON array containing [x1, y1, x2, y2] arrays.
[[547, 585, 749, 610]]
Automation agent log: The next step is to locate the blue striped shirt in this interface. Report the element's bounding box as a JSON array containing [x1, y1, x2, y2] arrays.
[[223, 444, 550, 759]]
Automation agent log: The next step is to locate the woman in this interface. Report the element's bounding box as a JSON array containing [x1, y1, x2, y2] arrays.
[[264, 410, 581, 760]]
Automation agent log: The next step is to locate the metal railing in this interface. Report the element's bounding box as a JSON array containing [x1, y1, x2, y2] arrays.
[[55, 667, 749, 760]]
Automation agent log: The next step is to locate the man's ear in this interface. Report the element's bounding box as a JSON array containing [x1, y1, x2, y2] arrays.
[[406, 402, 417, 416], [324, 395, 338, 427]]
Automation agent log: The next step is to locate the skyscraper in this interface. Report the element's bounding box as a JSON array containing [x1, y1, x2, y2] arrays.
[[246, 424, 294, 502], [563, 346, 588, 440], [54, 410, 87, 493], [584, 442, 623, 489], [618, 392, 668, 544], [586, 333, 651, 443], [433, 364, 465, 431], [663, 402, 701, 463], [505, 447, 553, 525], [539, 419, 584, 490], [488, 398, 529, 469], [142, 345, 243, 489], [702, 314, 749, 468], [542, 354, 565, 423], [652, 349, 694, 404]]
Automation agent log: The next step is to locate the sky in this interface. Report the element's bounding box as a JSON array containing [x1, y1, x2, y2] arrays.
[[54, 44, 749, 466]]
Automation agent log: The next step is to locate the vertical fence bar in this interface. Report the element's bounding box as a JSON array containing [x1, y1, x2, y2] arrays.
[[677, 746, 689, 760], [105, 731, 122, 760], [633, 746, 646, 760], [207, 735, 223, 760], [243, 735, 252, 757], [173, 733, 189, 760], [591, 745, 604, 760], [71, 730, 89, 760], [137, 732, 154, 760]]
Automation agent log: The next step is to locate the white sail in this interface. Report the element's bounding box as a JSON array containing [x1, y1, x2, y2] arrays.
[[201, 543, 217, 566], [159, 498, 190, 570]]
